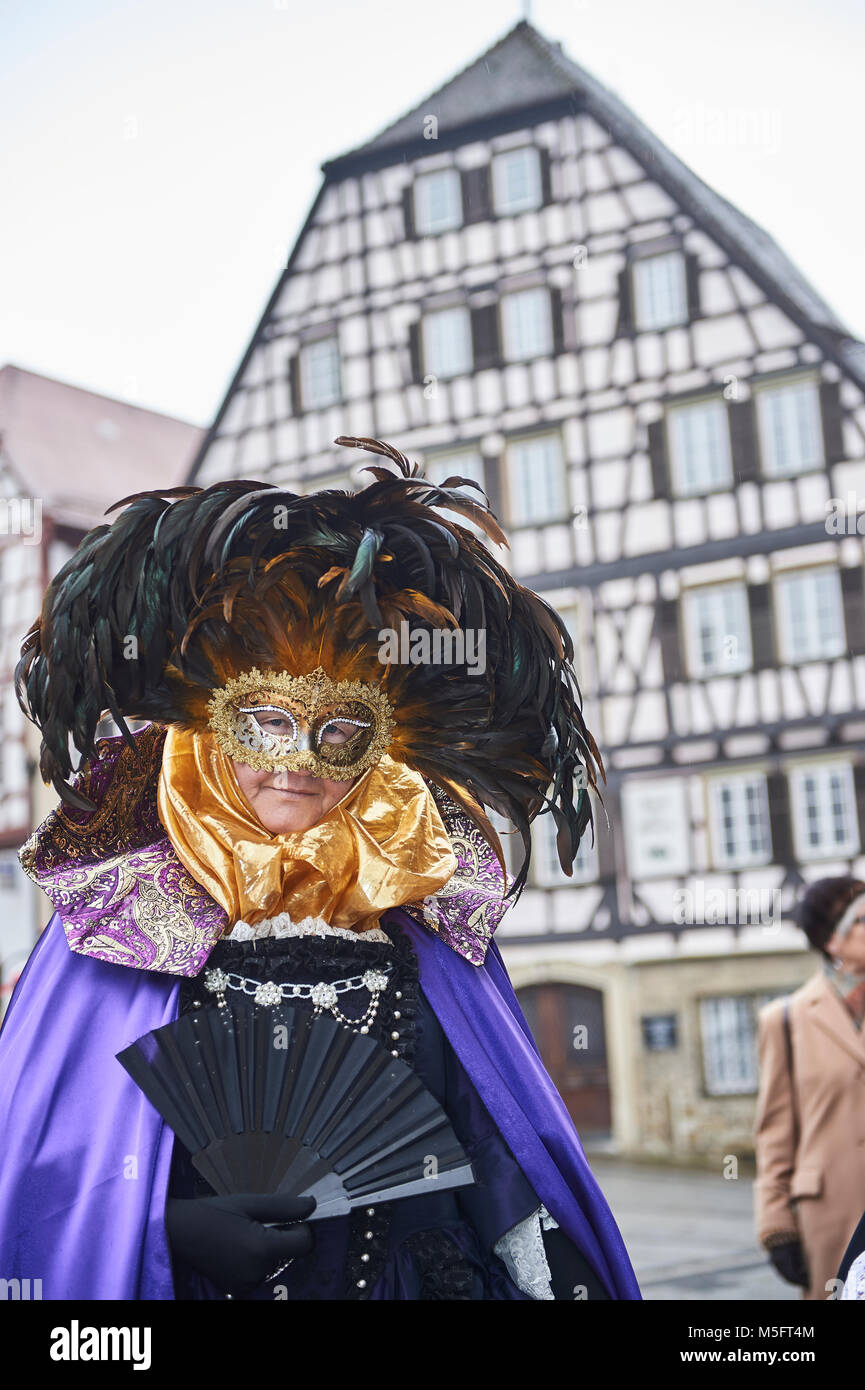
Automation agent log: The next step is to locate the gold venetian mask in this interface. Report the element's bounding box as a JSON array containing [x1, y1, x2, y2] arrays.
[[206, 666, 395, 778]]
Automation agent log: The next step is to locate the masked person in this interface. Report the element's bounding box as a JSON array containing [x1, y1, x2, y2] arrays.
[[0, 437, 639, 1302]]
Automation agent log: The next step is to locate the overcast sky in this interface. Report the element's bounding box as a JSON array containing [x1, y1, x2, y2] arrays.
[[2, 0, 862, 427]]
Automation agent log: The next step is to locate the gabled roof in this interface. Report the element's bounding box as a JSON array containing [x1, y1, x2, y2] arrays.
[[348, 22, 579, 155], [322, 20, 865, 388], [0, 365, 203, 531]]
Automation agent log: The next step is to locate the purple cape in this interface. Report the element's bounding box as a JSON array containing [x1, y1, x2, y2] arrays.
[[0, 912, 640, 1300]]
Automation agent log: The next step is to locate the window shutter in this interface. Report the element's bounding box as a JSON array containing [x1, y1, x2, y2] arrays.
[[460, 166, 491, 225], [596, 815, 617, 881], [615, 268, 634, 338], [288, 355, 302, 415], [511, 836, 528, 889], [647, 418, 668, 498], [470, 304, 500, 370], [549, 287, 565, 355], [539, 147, 553, 205], [408, 322, 423, 383], [748, 583, 775, 670], [854, 764, 865, 853], [481, 454, 504, 522], [820, 379, 845, 464], [559, 285, 578, 352], [766, 770, 794, 867], [402, 186, 416, 240], [684, 253, 701, 320], [729, 400, 759, 483], [841, 565, 865, 656], [656, 597, 683, 684]]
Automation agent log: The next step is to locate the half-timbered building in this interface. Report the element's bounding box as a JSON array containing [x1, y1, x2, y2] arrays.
[[185, 19, 865, 1161]]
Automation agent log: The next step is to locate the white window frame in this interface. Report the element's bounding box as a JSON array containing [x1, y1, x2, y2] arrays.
[[532, 811, 598, 888], [500, 287, 553, 361], [299, 336, 342, 410], [422, 306, 473, 379], [699, 995, 775, 1096], [682, 582, 752, 678], [707, 772, 772, 868], [789, 762, 860, 861], [666, 398, 733, 495], [506, 432, 568, 526], [413, 168, 462, 235], [632, 251, 688, 331], [755, 375, 824, 477], [492, 147, 542, 214], [774, 567, 845, 664]]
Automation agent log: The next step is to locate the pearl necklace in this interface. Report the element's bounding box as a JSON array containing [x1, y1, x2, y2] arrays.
[[202, 965, 402, 1052]]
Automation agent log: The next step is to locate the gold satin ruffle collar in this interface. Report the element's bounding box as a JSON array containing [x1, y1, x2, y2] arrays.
[[156, 724, 457, 933]]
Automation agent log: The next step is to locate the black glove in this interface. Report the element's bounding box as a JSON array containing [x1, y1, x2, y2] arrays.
[[165, 1192, 316, 1297], [768, 1239, 809, 1288]]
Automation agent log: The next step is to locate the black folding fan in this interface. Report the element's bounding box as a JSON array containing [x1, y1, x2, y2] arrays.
[[117, 1006, 475, 1219]]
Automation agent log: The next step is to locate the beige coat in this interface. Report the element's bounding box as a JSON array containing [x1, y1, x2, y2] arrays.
[[754, 970, 865, 1299]]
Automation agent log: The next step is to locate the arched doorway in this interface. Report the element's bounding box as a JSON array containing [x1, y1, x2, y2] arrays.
[[516, 982, 612, 1138]]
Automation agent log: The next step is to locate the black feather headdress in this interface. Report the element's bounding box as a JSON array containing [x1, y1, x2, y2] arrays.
[[15, 436, 604, 895]]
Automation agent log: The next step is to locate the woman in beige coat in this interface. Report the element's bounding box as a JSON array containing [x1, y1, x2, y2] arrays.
[[755, 876, 865, 1300]]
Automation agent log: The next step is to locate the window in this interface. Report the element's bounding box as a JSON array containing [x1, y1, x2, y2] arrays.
[[682, 583, 752, 677], [533, 812, 598, 888], [775, 568, 845, 663], [427, 447, 485, 490], [299, 337, 341, 409], [556, 603, 581, 658], [501, 288, 553, 360], [700, 995, 775, 1096], [506, 433, 568, 525], [667, 399, 733, 494], [422, 307, 472, 378], [632, 251, 688, 330], [426, 448, 486, 537], [487, 808, 519, 887], [756, 378, 824, 477], [413, 169, 462, 234], [296, 471, 354, 497], [708, 774, 771, 867], [492, 147, 542, 214], [790, 762, 859, 860], [621, 778, 690, 879]]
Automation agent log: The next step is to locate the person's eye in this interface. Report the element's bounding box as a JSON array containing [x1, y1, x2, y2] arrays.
[[320, 721, 359, 745], [252, 712, 294, 735]]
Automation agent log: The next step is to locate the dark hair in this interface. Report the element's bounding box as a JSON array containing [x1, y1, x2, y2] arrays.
[[795, 876, 865, 958]]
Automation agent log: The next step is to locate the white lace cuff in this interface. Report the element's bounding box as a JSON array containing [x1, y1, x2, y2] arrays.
[[493, 1204, 559, 1300], [841, 1250, 865, 1300]]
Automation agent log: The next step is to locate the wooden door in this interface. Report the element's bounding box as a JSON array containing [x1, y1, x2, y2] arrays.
[[516, 983, 612, 1137]]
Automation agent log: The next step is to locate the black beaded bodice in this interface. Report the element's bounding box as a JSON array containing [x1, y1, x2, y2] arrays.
[[170, 922, 422, 1299]]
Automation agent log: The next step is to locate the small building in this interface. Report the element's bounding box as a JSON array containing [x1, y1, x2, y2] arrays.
[[0, 364, 202, 1004]]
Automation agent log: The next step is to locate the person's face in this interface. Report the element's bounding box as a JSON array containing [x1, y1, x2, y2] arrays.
[[826, 911, 865, 973], [230, 712, 360, 834]]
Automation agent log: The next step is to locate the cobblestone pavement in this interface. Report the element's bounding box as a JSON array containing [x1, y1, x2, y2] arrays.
[[588, 1158, 801, 1301]]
